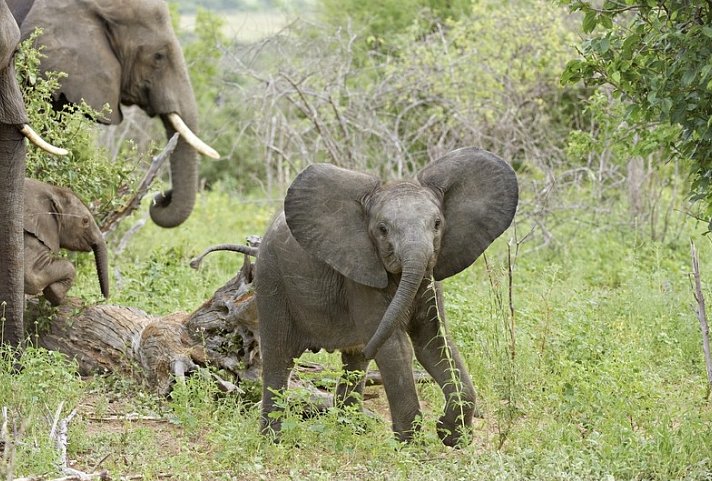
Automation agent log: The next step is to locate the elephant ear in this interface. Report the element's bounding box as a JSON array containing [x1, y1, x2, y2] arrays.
[[0, 0, 27, 125], [0, 0, 20, 71], [285, 163, 388, 289], [21, 0, 121, 124], [24, 179, 61, 252], [418, 147, 518, 281]]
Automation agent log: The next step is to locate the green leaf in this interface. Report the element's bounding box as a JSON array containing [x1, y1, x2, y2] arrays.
[[682, 68, 697, 86], [599, 14, 613, 30], [583, 10, 598, 33]]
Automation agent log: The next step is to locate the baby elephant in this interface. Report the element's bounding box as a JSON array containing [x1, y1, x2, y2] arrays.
[[256, 147, 518, 446], [24, 178, 109, 305]]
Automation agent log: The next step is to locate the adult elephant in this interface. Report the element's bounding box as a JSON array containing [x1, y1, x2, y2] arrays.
[[8, 0, 220, 228], [1, 0, 67, 346]]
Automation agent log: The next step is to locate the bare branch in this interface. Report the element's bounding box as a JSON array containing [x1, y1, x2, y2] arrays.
[[100, 133, 178, 235]]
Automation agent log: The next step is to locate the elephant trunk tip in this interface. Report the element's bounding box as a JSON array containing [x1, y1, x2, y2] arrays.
[[149, 189, 193, 228], [92, 242, 110, 300]]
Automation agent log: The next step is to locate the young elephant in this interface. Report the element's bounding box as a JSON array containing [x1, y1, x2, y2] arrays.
[[24, 178, 109, 305], [255, 147, 518, 446]]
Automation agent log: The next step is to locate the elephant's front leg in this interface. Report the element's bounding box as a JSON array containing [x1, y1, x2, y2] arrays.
[[410, 282, 476, 447], [335, 350, 369, 409], [260, 349, 296, 438], [42, 263, 76, 305], [25, 247, 76, 306], [374, 331, 421, 442], [257, 297, 303, 438]]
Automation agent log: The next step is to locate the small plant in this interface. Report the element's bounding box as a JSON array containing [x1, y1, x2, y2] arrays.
[[425, 276, 473, 447]]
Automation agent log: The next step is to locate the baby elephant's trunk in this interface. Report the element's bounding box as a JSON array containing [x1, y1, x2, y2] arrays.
[[362, 251, 428, 359], [92, 238, 110, 299]]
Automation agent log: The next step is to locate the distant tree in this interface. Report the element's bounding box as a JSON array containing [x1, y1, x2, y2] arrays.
[[561, 1, 712, 220], [318, 0, 473, 51]]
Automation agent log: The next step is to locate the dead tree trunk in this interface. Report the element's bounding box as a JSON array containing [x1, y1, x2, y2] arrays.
[[27, 252, 260, 396]]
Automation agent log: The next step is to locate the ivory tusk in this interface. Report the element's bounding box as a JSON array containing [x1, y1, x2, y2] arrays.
[[167, 112, 220, 159], [20, 125, 69, 156]]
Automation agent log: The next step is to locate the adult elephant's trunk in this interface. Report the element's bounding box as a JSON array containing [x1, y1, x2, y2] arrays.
[[363, 251, 429, 359], [92, 238, 110, 299], [150, 109, 218, 228]]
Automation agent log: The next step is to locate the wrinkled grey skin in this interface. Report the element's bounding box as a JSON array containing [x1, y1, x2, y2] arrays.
[[256, 147, 519, 446], [24, 178, 110, 306], [8, 0, 205, 228], [0, 0, 28, 345]]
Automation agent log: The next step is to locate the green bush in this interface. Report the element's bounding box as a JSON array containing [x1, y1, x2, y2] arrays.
[[15, 30, 139, 224], [561, 1, 712, 221]]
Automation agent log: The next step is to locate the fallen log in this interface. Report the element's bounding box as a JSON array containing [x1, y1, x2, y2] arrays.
[[27, 246, 260, 396]]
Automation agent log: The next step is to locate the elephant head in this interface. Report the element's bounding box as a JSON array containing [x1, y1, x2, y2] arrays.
[[24, 179, 110, 299], [284, 147, 519, 359], [16, 0, 219, 228]]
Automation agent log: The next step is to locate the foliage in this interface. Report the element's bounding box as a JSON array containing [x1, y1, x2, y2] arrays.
[[560, 1, 712, 222], [0, 346, 83, 477], [318, 0, 472, 54], [15, 31, 139, 223]]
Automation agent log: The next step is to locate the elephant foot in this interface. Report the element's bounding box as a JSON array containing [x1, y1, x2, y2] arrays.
[[43, 281, 71, 306], [259, 415, 284, 443], [436, 415, 473, 448]]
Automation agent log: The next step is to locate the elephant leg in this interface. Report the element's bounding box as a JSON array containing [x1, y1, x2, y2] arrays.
[[0, 130, 25, 346], [25, 254, 76, 306], [335, 350, 369, 409], [374, 331, 421, 442], [257, 295, 304, 438], [259, 349, 296, 437], [410, 283, 476, 447]]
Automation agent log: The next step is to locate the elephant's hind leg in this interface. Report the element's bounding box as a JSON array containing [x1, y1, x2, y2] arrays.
[[335, 350, 369, 409], [259, 348, 297, 438], [257, 294, 303, 438]]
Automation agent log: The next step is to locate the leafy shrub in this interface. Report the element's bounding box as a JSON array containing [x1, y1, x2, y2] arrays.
[[15, 30, 139, 224], [561, 1, 712, 220]]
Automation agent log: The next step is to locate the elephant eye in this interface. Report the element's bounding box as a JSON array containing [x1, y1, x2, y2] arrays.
[[434, 218, 442, 230], [378, 223, 388, 236], [154, 52, 166, 62], [82, 216, 90, 226]]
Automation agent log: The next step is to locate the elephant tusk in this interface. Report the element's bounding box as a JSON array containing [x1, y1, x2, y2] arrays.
[[167, 112, 220, 159], [20, 125, 69, 156]]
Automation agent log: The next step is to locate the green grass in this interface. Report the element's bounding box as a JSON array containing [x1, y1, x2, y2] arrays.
[[2, 185, 712, 480]]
